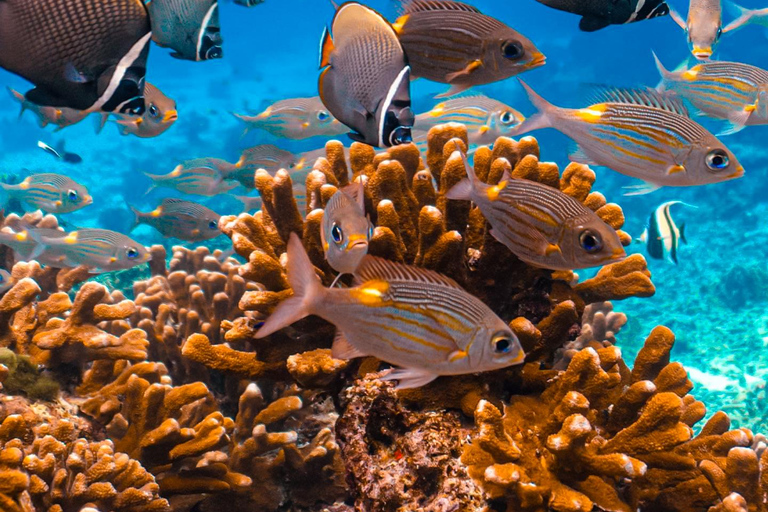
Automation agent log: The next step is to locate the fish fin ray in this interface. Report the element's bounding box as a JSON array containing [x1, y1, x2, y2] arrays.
[[623, 182, 662, 196], [588, 85, 689, 116], [354, 255, 462, 289], [569, 145, 599, 165], [435, 83, 472, 99], [399, 0, 480, 15], [380, 367, 438, 389], [331, 330, 366, 359]]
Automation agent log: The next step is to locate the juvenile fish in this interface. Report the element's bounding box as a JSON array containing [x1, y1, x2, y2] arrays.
[[513, 80, 744, 194], [637, 201, 690, 264], [321, 184, 373, 283], [147, 0, 223, 61], [0, 269, 11, 294], [446, 151, 625, 270], [319, 2, 414, 147], [8, 88, 89, 130], [669, 0, 725, 60], [0, 0, 151, 115], [414, 95, 525, 146], [0, 173, 92, 214], [533, 0, 670, 31], [256, 233, 525, 389], [722, 3, 768, 32], [111, 83, 178, 138], [394, 1, 545, 97], [31, 229, 151, 273], [129, 198, 221, 242], [144, 163, 238, 196], [233, 96, 347, 139], [654, 54, 768, 133]]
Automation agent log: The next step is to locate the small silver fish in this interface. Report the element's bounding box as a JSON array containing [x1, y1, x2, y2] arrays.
[[233, 96, 347, 140], [321, 184, 373, 282], [147, 0, 223, 61], [256, 233, 525, 389], [0, 269, 11, 294], [723, 3, 768, 32], [111, 83, 178, 138], [31, 228, 151, 273], [669, 0, 724, 60], [0, 173, 92, 214], [393, 0, 546, 97], [144, 163, 238, 196], [8, 87, 90, 130], [637, 201, 691, 264], [319, 2, 414, 147], [513, 80, 744, 194], [446, 151, 625, 270], [129, 198, 221, 242]]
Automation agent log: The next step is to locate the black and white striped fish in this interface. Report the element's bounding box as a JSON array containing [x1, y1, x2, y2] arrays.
[[637, 201, 691, 264]]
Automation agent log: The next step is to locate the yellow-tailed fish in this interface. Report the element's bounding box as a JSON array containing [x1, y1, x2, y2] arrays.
[[0, 226, 67, 266], [8, 87, 89, 130], [110, 83, 178, 138], [654, 53, 768, 133], [144, 162, 238, 196], [513, 80, 744, 194], [414, 95, 525, 146], [532, 0, 669, 31], [256, 233, 525, 389], [669, 0, 724, 60], [233, 96, 347, 139], [319, 2, 414, 147], [30, 228, 150, 273], [0, 269, 11, 294], [723, 3, 768, 32], [129, 198, 221, 242], [147, 0, 222, 61], [637, 201, 692, 264], [393, 0, 545, 97], [446, 151, 625, 270], [321, 183, 374, 283], [0, 173, 92, 214]]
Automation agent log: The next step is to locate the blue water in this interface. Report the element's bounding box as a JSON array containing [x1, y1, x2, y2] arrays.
[[1, 0, 766, 430]]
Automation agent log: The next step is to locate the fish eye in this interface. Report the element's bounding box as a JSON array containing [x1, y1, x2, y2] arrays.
[[208, 220, 218, 230], [148, 104, 159, 118], [317, 111, 330, 122], [331, 223, 344, 245], [389, 126, 412, 146], [491, 332, 514, 354], [501, 40, 524, 60], [67, 189, 78, 201], [126, 247, 140, 260], [500, 111, 515, 125], [706, 149, 729, 171], [579, 229, 603, 254]]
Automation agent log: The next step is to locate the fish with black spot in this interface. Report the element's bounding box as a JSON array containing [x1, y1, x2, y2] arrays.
[[533, 0, 670, 31], [147, 0, 223, 61], [318, 2, 414, 147], [637, 201, 692, 264], [0, 0, 152, 115]]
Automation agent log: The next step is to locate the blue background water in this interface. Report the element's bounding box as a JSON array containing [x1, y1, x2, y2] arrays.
[[0, 0, 766, 429]]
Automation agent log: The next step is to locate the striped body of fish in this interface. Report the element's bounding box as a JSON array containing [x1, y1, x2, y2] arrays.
[[413, 95, 525, 146], [0, 173, 92, 213], [446, 151, 625, 270], [144, 163, 237, 196], [234, 96, 347, 139], [669, 0, 723, 59], [35, 228, 150, 273], [638, 201, 689, 264], [256, 233, 524, 389], [514, 81, 744, 193], [130, 198, 221, 242], [655, 55, 768, 132]]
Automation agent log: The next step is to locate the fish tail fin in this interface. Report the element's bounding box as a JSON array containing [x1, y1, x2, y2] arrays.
[[723, 2, 752, 32], [7, 87, 26, 118], [679, 222, 687, 244], [26, 229, 48, 260], [142, 172, 158, 195], [636, 228, 648, 244], [652, 51, 672, 91], [512, 80, 554, 136], [445, 150, 476, 200], [255, 233, 324, 338], [94, 113, 109, 134], [127, 203, 141, 231]]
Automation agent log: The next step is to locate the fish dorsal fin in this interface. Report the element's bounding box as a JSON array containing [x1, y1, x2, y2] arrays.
[[401, 0, 480, 14], [590, 86, 690, 117], [319, 26, 334, 69], [340, 181, 365, 212], [353, 255, 462, 289]]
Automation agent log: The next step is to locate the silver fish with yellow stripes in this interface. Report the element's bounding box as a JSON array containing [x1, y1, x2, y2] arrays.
[[0, 173, 92, 214], [30, 228, 150, 273], [393, 0, 545, 98], [413, 95, 525, 146], [669, 0, 726, 60], [722, 3, 768, 33], [513, 80, 744, 194], [321, 183, 374, 283], [223, 145, 305, 188], [0, 226, 68, 267], [637, 200, 691, 264], [129, 198, 221, 242], [654, 54, 768, 134], [446, 151, 625, 270], [256, 233, 524, 389], [233, 96, 347, 139], [143, 162, 238, 196], [0, 269, 11, 294]]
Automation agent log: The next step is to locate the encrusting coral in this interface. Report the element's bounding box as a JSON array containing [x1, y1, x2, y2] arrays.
[[0, 126, 761, 512]]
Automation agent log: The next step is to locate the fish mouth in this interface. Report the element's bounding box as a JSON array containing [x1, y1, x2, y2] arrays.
[[163, 110, 178, 123], [82, 195, 93, 205], [692, 47, 712, 60], [611, 247, 627, 259], [726, 166, 745, 180], [347, 239, 369, 250], [524, 52, 547, 70]]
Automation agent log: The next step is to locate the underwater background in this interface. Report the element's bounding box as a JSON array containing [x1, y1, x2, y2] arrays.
[[1, 0, 768, 509]]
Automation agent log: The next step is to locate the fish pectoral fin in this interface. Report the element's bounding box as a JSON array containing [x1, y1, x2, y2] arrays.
[[623, 181, 662, 196], [666, 164, 686, 175], [435, 84, 472, 99], [445, 60, 483, 83], [578, 16, 611, 32], [448, 350, 469, 363], [668, 7, 688, 30], [569, 145, 599, 166], [380, 367, 438, 390], [331, 330, 366, 360], [545, 243, 562, 256]]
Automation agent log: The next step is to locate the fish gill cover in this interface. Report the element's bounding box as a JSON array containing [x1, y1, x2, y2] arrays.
[[0, 0, 767, 510]]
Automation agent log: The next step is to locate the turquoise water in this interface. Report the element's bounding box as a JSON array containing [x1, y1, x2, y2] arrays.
[[1, 0, 766, 430]]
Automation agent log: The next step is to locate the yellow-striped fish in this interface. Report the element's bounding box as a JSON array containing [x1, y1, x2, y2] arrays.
[[513, 80, 744, 194], [233, 96, 347, 139], [256, 233, 525, 389], [144, 161, 238, 196], [321, 183, 373, 282], [654, 54, 768, 133], [669, 0, 724, 60], [0, 173, 92, 214], [446, 151, 625, 270], [723, 3, 768, 32], [30, 228, 150, 273], [129, 198, 221, 242], [414, 95, 525, 146]]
